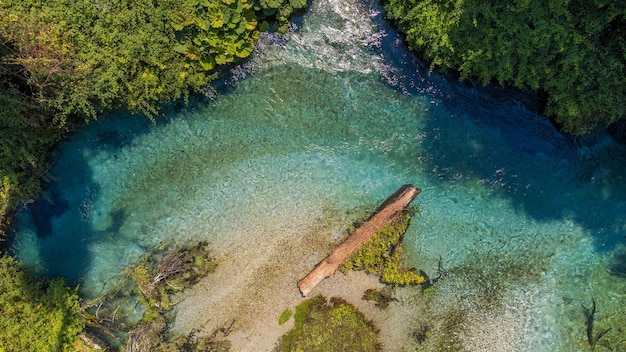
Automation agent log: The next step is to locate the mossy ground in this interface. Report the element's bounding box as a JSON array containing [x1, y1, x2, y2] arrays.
[[278, 308, 293, 325], [279, 295, 381, 352]]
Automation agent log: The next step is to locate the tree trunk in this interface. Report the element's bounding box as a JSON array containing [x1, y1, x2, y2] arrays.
[[297, 184, 421, 296]]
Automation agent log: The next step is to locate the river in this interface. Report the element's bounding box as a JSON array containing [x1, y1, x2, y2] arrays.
[[8, 0, 626, 350]]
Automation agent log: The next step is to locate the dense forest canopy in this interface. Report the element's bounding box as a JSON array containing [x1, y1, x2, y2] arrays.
[[383, 0, 626, 135], [1, 0, 303, 120]]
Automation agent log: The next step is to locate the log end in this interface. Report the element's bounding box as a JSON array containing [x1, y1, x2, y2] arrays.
[[297, 279, 311, 297], [297, 261, 338, 297]]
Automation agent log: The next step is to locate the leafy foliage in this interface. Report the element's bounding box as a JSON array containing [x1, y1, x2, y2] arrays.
[[384, 0, 626, 134], [171, 0, 307, 71], [279, 295, 381, 352], [341, 212, 426, 286], [1, 0, 215, 119], [0, 62, 66, 227], [0, 256, 84, 352]]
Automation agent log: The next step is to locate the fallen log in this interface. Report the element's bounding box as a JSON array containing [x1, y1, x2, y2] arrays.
[[297, 184, 421, 296]]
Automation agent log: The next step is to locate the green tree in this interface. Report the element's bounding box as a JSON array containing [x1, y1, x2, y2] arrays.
[[0, 0, 307, 121], [0, 256, 85, 352], [0, 44, 64, 228], [384, 0, 626, 134]]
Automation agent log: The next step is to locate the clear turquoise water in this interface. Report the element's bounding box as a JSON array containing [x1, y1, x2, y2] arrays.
[[8, 0, 626, 350]]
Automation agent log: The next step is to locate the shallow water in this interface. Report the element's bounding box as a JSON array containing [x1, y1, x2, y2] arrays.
[[8, 0, 626, 350]]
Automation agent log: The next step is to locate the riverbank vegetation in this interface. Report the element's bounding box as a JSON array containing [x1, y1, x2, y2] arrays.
[[383, 0, 625, 135], [0, 256, 86, 351]]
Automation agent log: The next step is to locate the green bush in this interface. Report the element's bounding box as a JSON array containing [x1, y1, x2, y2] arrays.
[[0, 256, 85, 352], [384, 0, 626, 135], [0, 78, 65, 228], [279, 295, 381, 352]]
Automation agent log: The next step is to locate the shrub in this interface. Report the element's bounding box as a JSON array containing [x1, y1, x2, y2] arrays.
[[0, 256, 85, 352], [279, 295, 381, 352], [384, 0, 626, 134]]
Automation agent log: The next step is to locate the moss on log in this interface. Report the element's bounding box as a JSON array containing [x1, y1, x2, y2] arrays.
[[297, 184, 421, 296]]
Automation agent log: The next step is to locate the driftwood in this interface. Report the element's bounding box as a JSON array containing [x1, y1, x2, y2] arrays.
[[297, 184, 421, 296]]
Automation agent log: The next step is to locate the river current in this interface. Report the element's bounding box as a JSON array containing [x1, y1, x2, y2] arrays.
[[8, 0, 626, 350]]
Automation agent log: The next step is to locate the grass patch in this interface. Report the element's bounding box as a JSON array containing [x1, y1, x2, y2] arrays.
[[278, 308, 293, 325], [279, 295, 381, 352]]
